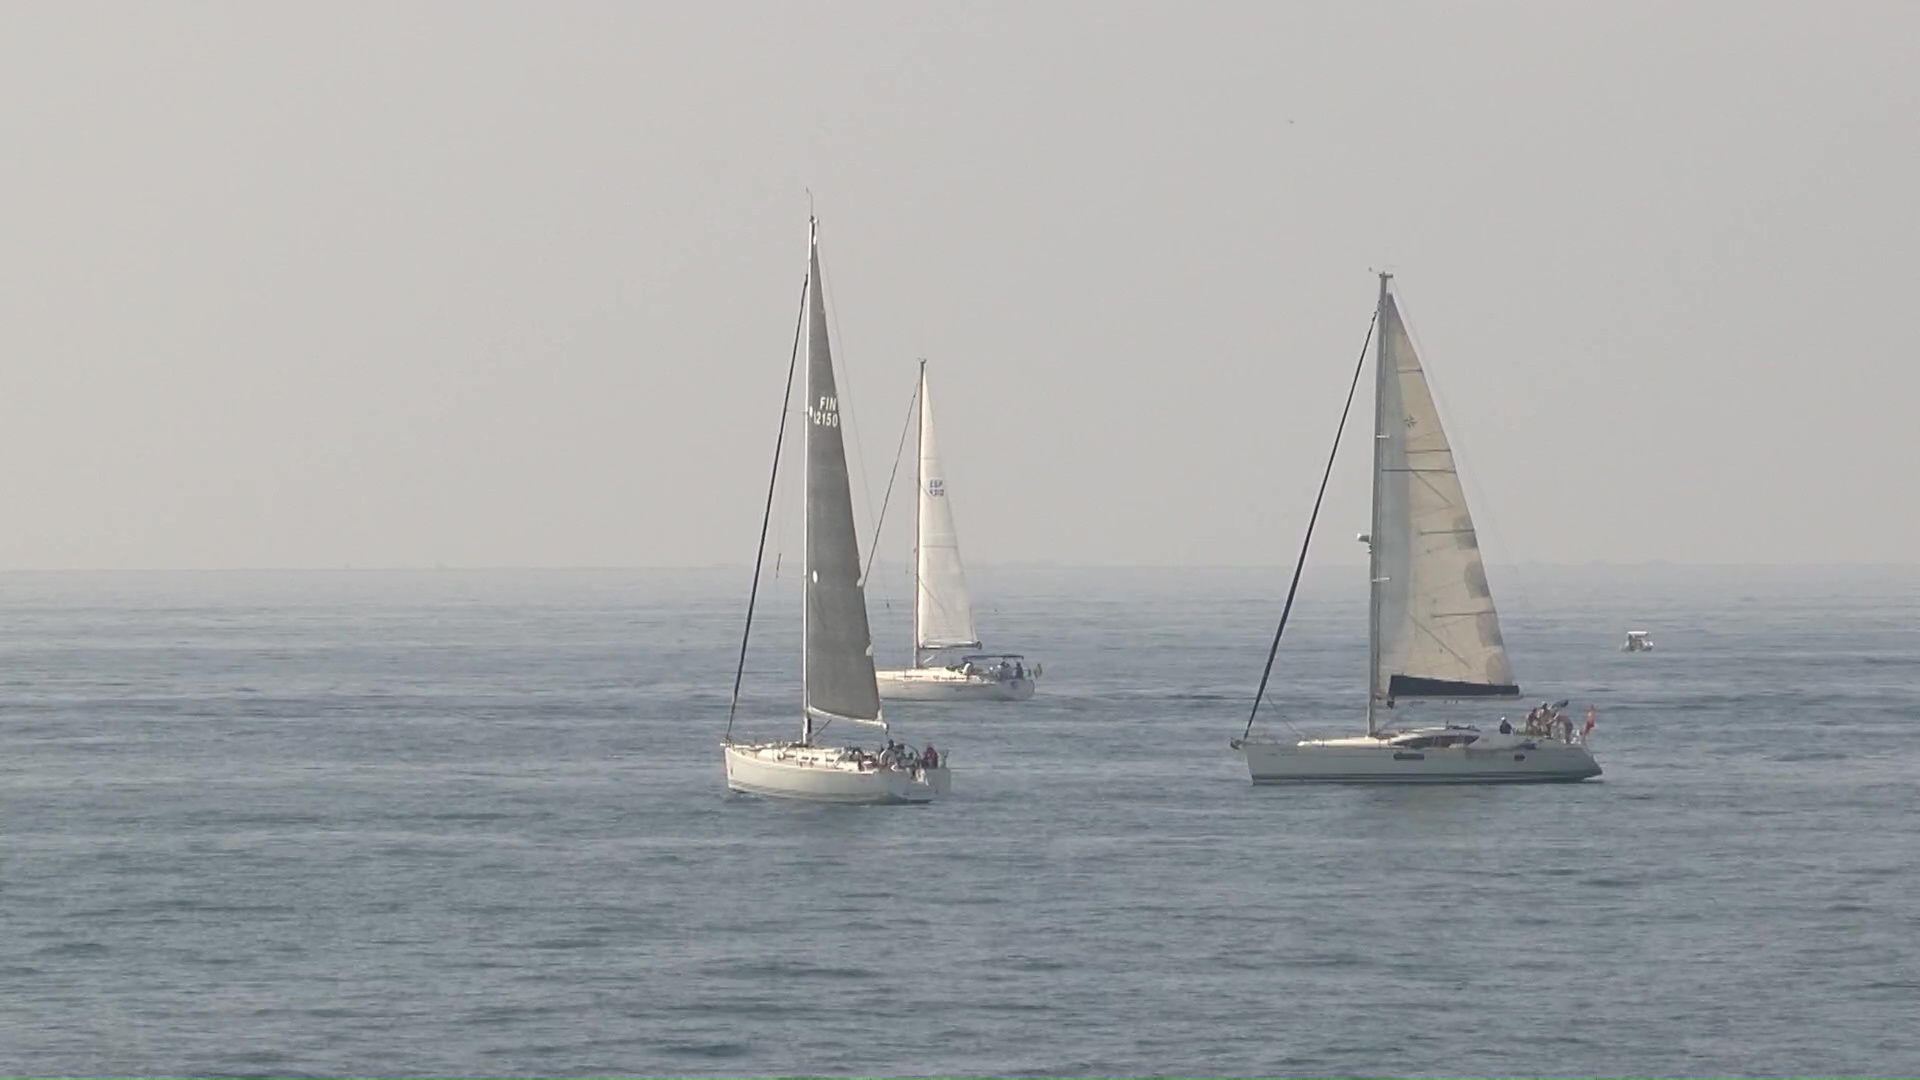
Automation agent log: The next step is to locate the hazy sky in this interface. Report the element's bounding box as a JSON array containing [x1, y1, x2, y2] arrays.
[[2, 2, 1915, 570]]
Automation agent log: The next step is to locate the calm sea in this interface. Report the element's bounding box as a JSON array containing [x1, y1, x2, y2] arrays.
[[2, 565, 1916, 1078]]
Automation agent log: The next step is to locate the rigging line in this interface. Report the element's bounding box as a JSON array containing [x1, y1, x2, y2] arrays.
[[1243, 310, 1378, 741], [726, 274, 809, 737], [770, 393, 791, 583], [862, 373, 921, 590], [771, 412, 789, 582]]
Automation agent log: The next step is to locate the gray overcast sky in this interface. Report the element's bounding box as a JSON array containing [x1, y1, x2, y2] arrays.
[[1, 2, 1914, 569]]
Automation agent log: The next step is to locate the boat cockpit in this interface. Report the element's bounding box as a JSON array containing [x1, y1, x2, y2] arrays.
[[950, 654, 1041, 680]]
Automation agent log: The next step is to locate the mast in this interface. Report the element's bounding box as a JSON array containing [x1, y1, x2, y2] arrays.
[[912, 359, 925, 668], [1365, 271, 1390, 737], [800, 217, 816, 746]]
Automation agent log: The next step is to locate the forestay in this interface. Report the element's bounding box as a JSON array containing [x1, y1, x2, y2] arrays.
[[803, 234, 884, 725], [1369, 286, 1520, 704], [915, 370, 980, 655]]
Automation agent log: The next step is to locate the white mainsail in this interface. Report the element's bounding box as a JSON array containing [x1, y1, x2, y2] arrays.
[[913, 365, 980, 659], [802, 230, 883, 733], [1368, 281, 1519, 715]]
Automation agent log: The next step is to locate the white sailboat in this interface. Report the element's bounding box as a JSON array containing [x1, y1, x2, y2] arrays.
[[721, 219, 952, 804], [1231, 273, 1601, 784], [874, 362, 1041, 702]]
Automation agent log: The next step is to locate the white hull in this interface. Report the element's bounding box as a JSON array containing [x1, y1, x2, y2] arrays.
[[722, 741, 951, 804], [874, 668, 1036, 701], [1236, 734, 1601, 784]]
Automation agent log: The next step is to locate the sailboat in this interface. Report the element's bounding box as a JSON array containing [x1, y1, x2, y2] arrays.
[[1230, 273, 1601, 783], [874, 362, 1041, 702], [721, 219, 952, 804]]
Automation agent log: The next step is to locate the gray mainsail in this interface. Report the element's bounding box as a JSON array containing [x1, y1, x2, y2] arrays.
[[802, 227, 883, 730], [1368, 278, 1519, 719]]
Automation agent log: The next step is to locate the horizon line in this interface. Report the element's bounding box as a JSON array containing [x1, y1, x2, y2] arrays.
[[1, 560, 1916, 573]]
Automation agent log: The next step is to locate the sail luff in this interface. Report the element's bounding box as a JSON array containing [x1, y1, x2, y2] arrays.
[[913, 367, 979, 655], [801, 223, 883, 727], [1367, 281, 1520, 709]]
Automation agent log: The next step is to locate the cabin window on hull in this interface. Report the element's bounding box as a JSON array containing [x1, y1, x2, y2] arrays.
[[1394, 734, 1479, 750]]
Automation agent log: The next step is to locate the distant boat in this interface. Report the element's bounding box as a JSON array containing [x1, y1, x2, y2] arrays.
[[1231, 273, 1601, 784], [874, 362, 1041, 702], [1621, 630, 1654, 652], [720, 218, 951, 804]]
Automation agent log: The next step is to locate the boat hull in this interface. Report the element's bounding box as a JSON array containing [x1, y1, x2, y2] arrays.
[[722, 742, 950, 803], [875, 669, 1036, 701], [1237, 737, 1601, 784]]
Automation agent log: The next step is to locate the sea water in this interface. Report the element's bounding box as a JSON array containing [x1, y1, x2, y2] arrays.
[[1, 565, 1915, 1077]]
